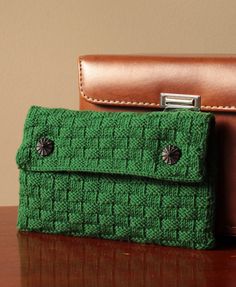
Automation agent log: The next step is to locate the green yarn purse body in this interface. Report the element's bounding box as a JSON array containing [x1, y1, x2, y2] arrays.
[[16, 106, 216, 249]]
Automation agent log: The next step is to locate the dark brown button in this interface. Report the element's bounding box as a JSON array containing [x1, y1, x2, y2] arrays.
[[162, 145, 181, 165], [36, 137, 54, 157]]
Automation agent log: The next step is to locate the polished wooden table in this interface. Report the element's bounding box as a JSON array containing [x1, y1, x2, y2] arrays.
[[1, 207, 236, 287]]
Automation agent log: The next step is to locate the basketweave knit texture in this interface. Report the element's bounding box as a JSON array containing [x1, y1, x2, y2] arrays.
[[16, 106, 216, 249]]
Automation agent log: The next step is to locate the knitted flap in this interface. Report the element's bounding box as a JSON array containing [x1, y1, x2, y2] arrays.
[[16, 106, 214, 183]]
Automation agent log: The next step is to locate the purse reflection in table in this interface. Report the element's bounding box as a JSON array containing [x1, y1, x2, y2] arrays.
[[17, 231, 214, 287]]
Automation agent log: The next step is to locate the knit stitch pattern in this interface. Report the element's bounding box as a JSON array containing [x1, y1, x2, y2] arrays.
[[16, 106, 216, 249]]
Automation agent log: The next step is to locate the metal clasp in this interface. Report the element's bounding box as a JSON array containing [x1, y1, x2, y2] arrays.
[[160, 93, 201, 110]]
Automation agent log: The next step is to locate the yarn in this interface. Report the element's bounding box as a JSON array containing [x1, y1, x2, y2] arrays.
[[16, 106, 216, 249]]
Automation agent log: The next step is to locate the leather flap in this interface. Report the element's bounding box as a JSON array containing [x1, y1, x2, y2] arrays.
[[79, 55, 236, 113], [16, 106, 214, 183]]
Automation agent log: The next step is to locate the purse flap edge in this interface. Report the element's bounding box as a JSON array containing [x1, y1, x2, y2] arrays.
[[16, 106, 214, 184]]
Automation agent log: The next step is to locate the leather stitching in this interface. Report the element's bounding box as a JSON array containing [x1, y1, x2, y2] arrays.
[[79, 59, 236, 110]]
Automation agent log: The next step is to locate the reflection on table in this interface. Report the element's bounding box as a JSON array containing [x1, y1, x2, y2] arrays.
[[18, 231, 221, 287]]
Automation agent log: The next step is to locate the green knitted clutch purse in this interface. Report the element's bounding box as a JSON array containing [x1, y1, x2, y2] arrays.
[[16, 106, 216, 249]]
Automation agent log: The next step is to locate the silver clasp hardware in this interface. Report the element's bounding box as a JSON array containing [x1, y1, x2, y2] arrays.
[[160, 93, 201, 110]]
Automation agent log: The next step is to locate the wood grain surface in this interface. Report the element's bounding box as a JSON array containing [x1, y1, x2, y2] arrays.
[[1, 207, 236, 287]]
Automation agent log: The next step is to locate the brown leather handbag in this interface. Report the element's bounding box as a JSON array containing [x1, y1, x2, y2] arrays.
[[78, 55, 236, 237]]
